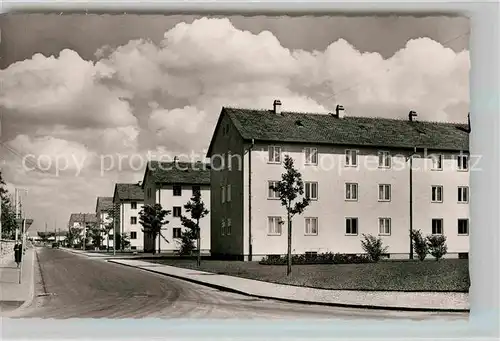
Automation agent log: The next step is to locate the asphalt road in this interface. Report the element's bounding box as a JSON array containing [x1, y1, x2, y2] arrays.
[[10, 248, 468, 320]]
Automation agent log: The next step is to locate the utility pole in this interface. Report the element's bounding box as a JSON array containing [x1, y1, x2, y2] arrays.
[[409, 154, 414, 260], [82, 213, 86, 251]]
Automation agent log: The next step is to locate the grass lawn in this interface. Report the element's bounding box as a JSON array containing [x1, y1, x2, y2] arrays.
[[146, 258, 470, 292]]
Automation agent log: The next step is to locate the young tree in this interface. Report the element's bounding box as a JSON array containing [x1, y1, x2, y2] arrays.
[[269, 155, 310, 276], [1, 172, 17, 240], [180, 190, 209, 266], [101, 210, 114, 252], [88, 222, 104, 250], [139, 204, 170, 254], [66, 226, 82, 248], [426, 234, 448, 261], [411, 229, 429, 261], [360, 234, 389, 262]]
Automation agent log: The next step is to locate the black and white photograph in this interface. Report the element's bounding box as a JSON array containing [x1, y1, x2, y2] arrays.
[[0, 13, 470, 320]]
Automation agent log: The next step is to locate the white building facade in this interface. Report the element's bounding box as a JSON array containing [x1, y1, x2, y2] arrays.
[[95, 196, 114, 249], [142, 161, 211, 254], [207, 101, 470, 261], [112, 183, 145, 251]]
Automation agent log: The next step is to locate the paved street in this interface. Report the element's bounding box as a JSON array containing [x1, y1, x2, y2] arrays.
[[9, 248, 468, 320]]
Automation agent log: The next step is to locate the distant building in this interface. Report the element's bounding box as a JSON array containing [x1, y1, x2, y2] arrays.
[[112, 183, 144, 251], [206, 100, 470, 261], [141, 160, 211, 254], [95, 196, 114, 249]]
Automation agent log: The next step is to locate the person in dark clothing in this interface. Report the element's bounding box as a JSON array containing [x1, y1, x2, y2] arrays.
[[14, 242, 22, 268]]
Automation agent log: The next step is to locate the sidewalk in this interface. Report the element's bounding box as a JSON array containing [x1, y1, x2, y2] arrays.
[[62, 247, 159, 259], [108, 258, 469, 312], [0, 247, 36, 316]]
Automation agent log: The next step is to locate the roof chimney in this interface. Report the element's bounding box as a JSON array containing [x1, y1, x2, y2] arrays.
[[467, 112, 471, 133], [273, 99, 282, 115], [334, 104, 345, 118], [408, 110, 417, 122]]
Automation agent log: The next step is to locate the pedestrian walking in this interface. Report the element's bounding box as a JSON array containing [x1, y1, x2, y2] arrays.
[[14, 242, 22, 268]]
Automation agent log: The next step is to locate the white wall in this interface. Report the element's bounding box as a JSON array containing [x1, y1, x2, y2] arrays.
[[156, 184, 211, 253], [243, 143, 469, 259], [118, 201, 144, 250]]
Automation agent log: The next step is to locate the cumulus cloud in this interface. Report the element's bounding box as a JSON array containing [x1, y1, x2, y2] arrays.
[[0, 16, 470, 231]]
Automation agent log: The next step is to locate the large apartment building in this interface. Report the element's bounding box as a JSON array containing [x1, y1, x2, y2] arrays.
[[141, 160, 211, 254], [206, 100, 470, 261], [112, 183, 144, 251], [95, 196, 114, 248]]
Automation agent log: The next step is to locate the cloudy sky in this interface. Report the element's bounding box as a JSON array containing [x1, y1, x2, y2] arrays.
[[0, 14, 470, 233]]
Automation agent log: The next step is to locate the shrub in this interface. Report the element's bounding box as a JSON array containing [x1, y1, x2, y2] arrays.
[[178, 231, 196, 256], [426, 234, 448, 261], [411, 229, 429, 261], [259, 252, 371, 265], [360, 234, 389, 262]]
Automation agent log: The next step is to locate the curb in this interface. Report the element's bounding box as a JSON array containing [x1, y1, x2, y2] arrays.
[[107, 260, 470, 313]]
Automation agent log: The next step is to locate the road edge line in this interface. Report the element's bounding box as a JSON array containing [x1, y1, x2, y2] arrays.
[[107, 260, 470, 314]]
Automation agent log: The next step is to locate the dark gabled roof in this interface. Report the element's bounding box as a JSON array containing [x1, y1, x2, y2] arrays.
[[113, 183, 144, 202], [95, 196, 113, 213], [68, 213, 97, 226], [206, 107, 470, 155], [144, 161, 211, 185]]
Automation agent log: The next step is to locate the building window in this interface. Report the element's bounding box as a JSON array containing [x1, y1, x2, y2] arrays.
[[458, 186, 469, 203], [268, 181, 280, 199], [378, 218, 391, 235], [431, 154, 443, 170], [147, 188, 152, 199], [457, 155, 468, 171], [192, 186, 201, 196], [304, 147, 318, 165], [345, 218, 358, 235], [378, 151, 391, 168], [305, 217, 318, 235], [173, 206, 182, 217], [130, 202, 137, 210], [221, 185, 226, 203], [458, 219, 469, 235], [305, 182, 318, 200], [432, 219, 443, 235], [268, 216, 282, 236], [130, 217, 137, 225], [130, 232, 137, 239], [226, 184, 232, 202], [345, 183, 358, 201], [431, 186, 443, 203], [378, 184, 391, 201], [226, 218, 232, 236], [268, 146, 282, 163], [345, 149, 358, 167], [173, 228, 182, 239], [173, 185, 182, 196], [221, 219, 226, 236]]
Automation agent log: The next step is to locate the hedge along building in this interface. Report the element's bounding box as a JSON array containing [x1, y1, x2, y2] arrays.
[[206, 100, 470, 261], [112, 183, 144, 251], [141, 160, 211, 254]]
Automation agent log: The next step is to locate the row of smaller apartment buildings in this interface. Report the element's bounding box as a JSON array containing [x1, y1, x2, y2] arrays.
[[68, 100, 471, 260]]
